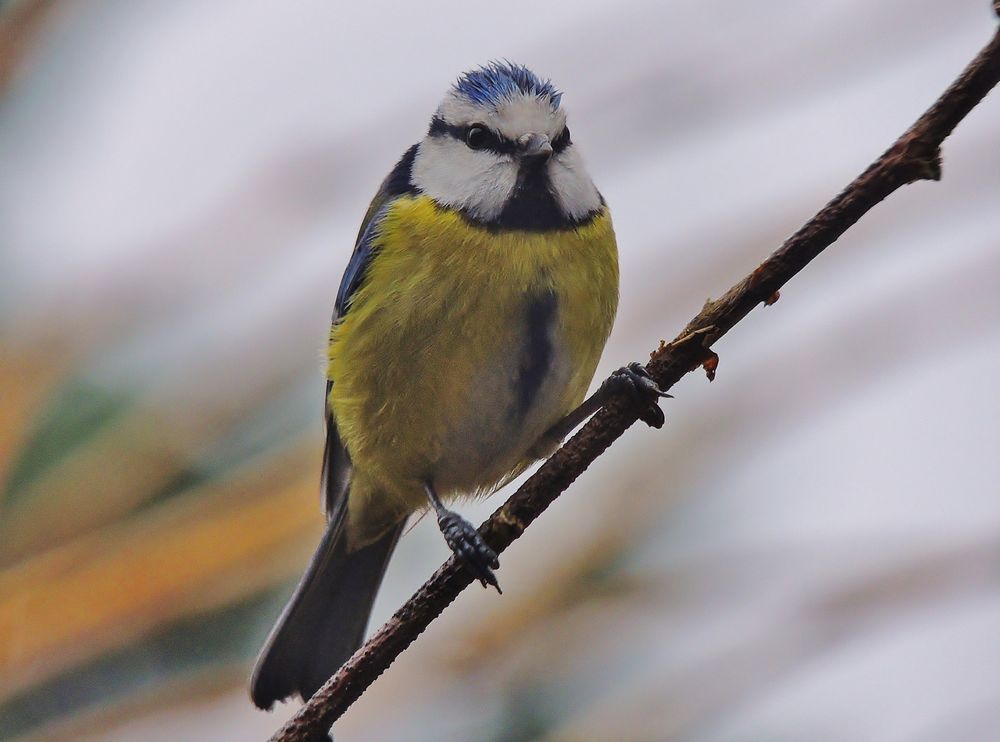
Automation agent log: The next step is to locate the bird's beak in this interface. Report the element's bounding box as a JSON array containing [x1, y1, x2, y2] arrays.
[[518, 133, 553, 161]]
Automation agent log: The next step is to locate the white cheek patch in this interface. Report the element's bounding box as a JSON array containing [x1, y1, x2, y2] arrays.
[[417, 89, 599, 225], [411, 137, 518, 221], [548, 146, 602, 220]]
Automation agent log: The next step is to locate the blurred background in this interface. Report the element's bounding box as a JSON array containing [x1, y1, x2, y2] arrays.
[[2, 1, 999, 740]]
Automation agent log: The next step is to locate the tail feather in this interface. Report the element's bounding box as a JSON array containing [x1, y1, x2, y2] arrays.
[[250, 510, 403, 709]]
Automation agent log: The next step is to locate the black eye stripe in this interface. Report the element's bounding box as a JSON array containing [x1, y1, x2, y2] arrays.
[[427, 115, 456, 138], [426, 117, 571, 155], [552, 126, 571, 153], [428, 116, 516, 155]]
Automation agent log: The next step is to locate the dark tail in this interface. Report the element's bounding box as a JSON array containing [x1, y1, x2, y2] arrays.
[[250, 509, 403, 710]]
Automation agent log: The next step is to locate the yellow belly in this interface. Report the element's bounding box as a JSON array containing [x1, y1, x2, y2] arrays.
[[328, 195, 618, 543]]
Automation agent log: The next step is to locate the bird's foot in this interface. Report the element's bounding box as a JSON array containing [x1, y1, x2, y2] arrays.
[[437, 510, 501, 593], [602, 362, 671, 428]]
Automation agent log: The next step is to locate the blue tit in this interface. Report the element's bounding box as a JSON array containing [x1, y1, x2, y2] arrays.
[[251, 61, 663, 710]]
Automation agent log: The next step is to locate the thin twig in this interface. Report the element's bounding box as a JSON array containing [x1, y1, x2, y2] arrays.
[[271, 14, 1000, 742]]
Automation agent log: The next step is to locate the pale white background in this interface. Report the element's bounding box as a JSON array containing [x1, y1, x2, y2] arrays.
[[2, 1, 999, 740]]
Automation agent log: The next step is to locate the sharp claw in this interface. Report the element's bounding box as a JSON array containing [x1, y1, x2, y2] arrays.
[[480, 568, 502, 594], [606, 362, 670, 427], [438, 512, 502, 593], [637, 378, 664, 396], [640, 404, 666, 429]]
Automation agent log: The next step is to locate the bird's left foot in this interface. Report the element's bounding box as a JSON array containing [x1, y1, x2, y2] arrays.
[[437, 510, 501, 593], [424, 480, 501, 592], [601, 362, 671, 428]]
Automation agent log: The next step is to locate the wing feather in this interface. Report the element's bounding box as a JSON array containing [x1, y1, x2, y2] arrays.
[[323, 143, 420, 516]]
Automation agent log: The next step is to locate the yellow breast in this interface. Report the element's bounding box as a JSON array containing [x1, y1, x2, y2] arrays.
[[328, 195, 618, 535]]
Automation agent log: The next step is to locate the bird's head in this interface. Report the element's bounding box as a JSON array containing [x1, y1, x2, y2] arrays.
[[410, 61, 602, 230]]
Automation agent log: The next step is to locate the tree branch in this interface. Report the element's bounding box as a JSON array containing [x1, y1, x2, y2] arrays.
[[271, 13, 1000, 742]]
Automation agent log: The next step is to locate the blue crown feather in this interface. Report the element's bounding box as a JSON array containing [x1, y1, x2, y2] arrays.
[[454, 61, 562, 108]]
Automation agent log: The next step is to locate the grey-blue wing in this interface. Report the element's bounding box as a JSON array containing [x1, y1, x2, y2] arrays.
[[321, 381, 352, 518], [252, 144, 422, 706], [323, 143, 420, 517]]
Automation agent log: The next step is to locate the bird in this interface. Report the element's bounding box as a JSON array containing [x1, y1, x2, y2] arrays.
[[250, 60, 666, 710]]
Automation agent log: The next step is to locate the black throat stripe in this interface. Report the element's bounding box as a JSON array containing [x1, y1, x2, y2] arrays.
[[498, 161, 572, 231]]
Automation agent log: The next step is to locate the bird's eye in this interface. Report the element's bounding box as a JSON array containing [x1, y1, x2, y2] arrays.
[[466, 125, 488, 150], [553, 126, 571, 151]]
